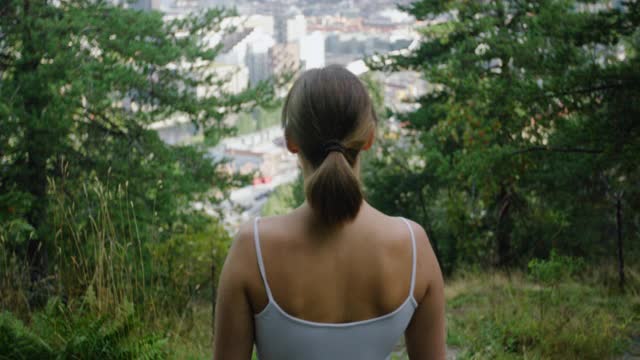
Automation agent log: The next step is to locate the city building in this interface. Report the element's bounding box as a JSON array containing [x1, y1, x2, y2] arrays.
[[198, 0, 233, 9], [245, 15, 275, 37], [197, 64, 249, 97], [109, 0, 162, 10], [325, 32, 413, 65], [300, 31, 325, 70], [246, 42, 273, 85], [273, 6, 307, 43], [286, 14, 307, 43], [274, 13, 288, 44], [214, 27, 276, 86], [216, 28, 255, 66], [210, 126, 297, 180], [270, 43, 301, 75]]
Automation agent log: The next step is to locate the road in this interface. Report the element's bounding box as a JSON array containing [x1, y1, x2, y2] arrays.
[[192, 158, 299, 233]]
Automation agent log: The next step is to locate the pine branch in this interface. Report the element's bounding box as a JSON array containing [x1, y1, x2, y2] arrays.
[[541, 81, 640, 100], [511, 146, 604, 155]]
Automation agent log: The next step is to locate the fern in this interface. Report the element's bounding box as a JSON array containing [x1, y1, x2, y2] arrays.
[[0, 312, 53, 360], [0, 298, 167, 359]]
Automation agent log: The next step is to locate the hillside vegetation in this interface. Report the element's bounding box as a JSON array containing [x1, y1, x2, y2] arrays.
[[2, 0, 639, 359]]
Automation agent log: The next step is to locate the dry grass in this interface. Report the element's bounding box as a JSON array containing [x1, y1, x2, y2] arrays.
[[445, 268, 640, 360]]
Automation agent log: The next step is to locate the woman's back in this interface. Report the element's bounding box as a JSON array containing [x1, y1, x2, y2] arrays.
[[213, 65, 445, 359], [247, 203, 423, 325], [249, 203, 424, 360]]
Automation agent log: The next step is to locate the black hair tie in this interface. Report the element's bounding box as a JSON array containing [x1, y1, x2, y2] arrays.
[[323, 140, 346, 157]]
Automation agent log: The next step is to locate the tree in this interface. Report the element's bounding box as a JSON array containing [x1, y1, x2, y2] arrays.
[[0, 0, 273, 295], [366, 0, 640, 274]]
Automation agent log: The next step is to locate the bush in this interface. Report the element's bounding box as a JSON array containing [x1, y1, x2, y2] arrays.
[[527, 250, 585, 287], [148, 223, 232, 312], [0, 297, 167, 359]]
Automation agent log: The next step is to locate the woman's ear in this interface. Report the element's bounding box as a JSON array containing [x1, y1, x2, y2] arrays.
[[362, 128, 375, 150], [286, 136, 300, 154]]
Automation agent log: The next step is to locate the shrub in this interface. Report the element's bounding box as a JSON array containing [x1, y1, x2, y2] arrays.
[[0, 297, 167, 360]]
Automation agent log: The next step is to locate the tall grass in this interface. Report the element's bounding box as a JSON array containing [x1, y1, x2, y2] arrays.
[[0, 174, 231, 358], [46, 177, 148, 314]]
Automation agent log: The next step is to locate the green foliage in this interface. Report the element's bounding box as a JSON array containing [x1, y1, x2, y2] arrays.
[[365, 0, 640, 272], [0, 1, 271, 357], [528, 250, 585, 287], [527, 251, 586, 324], [1, 172, 231, 347], [148, 223, 232, 308], [359, 72, 386, 119], [0, 0, 273, 297], [234, 106, 282, 136], [0, 298, 167, 359], [446, 271, 639, 360], [163, 303, 213, 360], [261, 175, 305, 217], [0, 312, 53, 360]]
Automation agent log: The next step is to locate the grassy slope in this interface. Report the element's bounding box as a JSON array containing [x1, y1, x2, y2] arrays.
[[3, 265, 637, 359], [194, 270, 638, 360], [444, 271, 639, 360]]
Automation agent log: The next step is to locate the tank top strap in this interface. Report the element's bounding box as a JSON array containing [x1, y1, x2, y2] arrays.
[[399, 217, 417, 299], [253, 217, 274, 301]]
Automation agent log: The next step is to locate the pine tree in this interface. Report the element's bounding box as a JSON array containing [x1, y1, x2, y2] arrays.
[[366, 0, 640, 274], [0, 0, 272, 290]]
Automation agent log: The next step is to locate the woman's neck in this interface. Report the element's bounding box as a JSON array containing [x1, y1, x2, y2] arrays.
[[292, 200, 371, 235]]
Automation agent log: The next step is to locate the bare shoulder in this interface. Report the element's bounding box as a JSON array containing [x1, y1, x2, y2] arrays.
[[254, 212, 309, 246], [404, 219, 443, 303], [254, 214, 292, 236], [213, 220, 258, 359], [221, 219, 258, 283], [403, 219, 437, 264], [231, 219, 256, 256], [404, 219, 434, 257], [403, 219, 447, 359], [226, 214, 297, 276]]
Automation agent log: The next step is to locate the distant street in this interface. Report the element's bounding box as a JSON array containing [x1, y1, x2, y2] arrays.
[[184, 125, 300, 231]]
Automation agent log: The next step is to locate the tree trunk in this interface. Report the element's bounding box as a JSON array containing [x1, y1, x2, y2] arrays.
[[417, 185, 439, 260], [496, 186, 513, 267], [616, 196, 624, 290], [19, 0, 51, 303], [24, 130, 50, 304]]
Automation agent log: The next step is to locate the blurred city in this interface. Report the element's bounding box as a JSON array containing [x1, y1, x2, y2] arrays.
[[130, 0, 429, 226]]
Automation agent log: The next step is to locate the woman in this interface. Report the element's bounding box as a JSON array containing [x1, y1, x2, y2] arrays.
[[214, 65, 445, 360]]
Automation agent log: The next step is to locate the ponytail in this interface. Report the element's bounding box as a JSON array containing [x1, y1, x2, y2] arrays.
[[282, 65, 377, 226], [305, 151, 363, 225]]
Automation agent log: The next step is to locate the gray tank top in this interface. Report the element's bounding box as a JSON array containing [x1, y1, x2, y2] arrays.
[[252, 216, 418, 360]]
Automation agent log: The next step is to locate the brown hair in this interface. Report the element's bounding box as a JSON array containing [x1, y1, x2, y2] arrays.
[[282, 65, 377, 225]]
